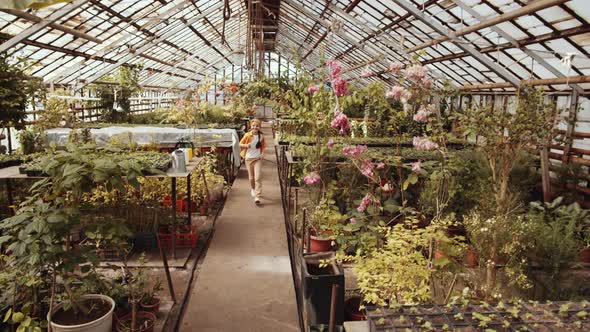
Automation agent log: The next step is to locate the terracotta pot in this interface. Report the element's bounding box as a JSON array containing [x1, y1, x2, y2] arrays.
[[116, 311, 156, 332], [434, 249, 447, 261], [344, 296, 366, 321], [580, 247, 590, 263], [309, 235, 333, 253], [463, 247, 479, 268], [139, 297, 161, 315]]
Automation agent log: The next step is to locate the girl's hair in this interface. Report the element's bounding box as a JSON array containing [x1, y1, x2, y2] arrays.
[[250, 118, 261, 126]]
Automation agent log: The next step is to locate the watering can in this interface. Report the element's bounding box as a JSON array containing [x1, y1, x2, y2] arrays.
[[175, 140, 194, 162], [171, 149, 187, 173]]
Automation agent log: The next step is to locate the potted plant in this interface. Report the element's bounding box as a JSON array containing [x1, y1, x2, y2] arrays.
[[352, 217, 464, 308], [139, 280, 162, 315], [116, 256, 156, 332], [0, 144, 143, 332], [307, 197, 348, 253], [457, 88, 559, 293]]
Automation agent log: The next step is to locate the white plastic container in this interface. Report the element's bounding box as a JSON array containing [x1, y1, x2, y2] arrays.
[[48, 294, 115, 332]]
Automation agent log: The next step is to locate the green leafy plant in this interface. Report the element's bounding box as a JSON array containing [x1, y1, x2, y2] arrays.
[[352, 219, 464, 307], [527, 197, 590, 298], [0, 144, 142, 321], [0, 55, 45, 130]]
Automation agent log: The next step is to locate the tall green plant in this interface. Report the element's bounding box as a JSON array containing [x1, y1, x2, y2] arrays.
[[0, 144, 142, 317], [458, 88, 559, 294], [0, 55, 45, 130]]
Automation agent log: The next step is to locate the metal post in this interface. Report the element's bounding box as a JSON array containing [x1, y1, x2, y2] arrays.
[[7, 127, 12, 154], [187, 173, 192, 225], [171, 177, 177, 259], [301, 208, 307, 256], [156, 235, 177, 303]]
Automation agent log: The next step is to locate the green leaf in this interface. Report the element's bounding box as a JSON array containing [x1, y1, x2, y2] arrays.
[[4, 308, 12, 323], [12, 312, 24, 323], [0, 235, 11, 246], [21, 316, 31, 327]]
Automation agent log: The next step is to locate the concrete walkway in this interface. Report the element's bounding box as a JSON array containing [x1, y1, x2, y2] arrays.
[[180, 122, 299, 332]]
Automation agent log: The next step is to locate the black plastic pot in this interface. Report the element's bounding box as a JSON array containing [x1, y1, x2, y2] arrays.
[[134, 232, 157, 251], [301, 252, 345, 326]]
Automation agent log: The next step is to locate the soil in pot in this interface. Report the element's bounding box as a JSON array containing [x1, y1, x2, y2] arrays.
[[51, 299, 111, 326], [116, 311, 156, 332], [306, 262, 334, 276], [139, 297, 160, 314]]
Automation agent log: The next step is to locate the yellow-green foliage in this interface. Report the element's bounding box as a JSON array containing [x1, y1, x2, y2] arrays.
[[354, 221, 464, 307], [35, 90, 78, 132]]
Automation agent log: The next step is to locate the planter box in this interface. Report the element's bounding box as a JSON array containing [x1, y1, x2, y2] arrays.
[[157, 225, 197, 249], [301, 252, 345, 326]]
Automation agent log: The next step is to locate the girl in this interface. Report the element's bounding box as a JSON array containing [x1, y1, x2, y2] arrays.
[[239, 118, 266, 204]]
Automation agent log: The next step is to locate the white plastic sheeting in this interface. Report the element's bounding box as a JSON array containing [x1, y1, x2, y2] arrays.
[[44, 126, 241, 168]]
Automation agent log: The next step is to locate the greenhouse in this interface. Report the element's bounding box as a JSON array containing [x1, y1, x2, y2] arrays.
[[0, 0, 590, 331]]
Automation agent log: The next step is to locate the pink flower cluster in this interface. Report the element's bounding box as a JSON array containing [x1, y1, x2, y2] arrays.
[[331, 110, 350, 134], [390, 62, 404, 73], [326, 60, 348, 96], [413, 104, 435, 123], [342, 144, 367, 157], [308, 85, 319, 94], [357, 193, 377, 213], [376, 162, 385, 169], [413, 137, 439, 151], [404, 64, 428, 81], [332, 78, 348, 97], [327, 60, 342, 79], [304, 172, 321, 186], [360, 159, 375, 178], [327, 138, 335, 148], [386, 86, 412, 103], [411, 161, 422, 173]]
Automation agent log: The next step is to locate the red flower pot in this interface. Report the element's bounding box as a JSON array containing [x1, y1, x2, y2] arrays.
[[463, 247, 479, 268], [309, 235, 333, 253], [580, 247, 590, 263]]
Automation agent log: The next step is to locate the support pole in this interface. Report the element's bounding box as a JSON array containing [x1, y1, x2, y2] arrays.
[[157, 235, 177, 304], [187, 173, 192, 225], [302, 208, 307, 255], [540, 147, 552, 202], [7, 127, 12, 154], [171, 177, 177, 259]]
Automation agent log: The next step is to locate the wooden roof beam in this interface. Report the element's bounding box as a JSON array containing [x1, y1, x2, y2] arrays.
[[421, 25, 590, 66], [458, 75, 590, 90], [407, 0, 569, 53], [0, 0, 89, 53], [1, 8, 102, 44]]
